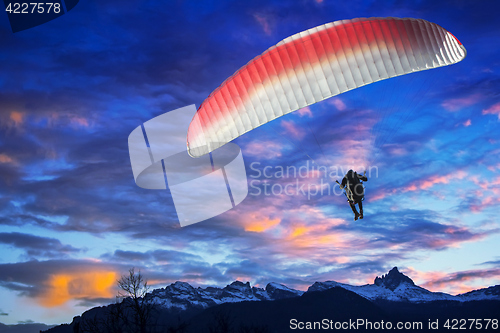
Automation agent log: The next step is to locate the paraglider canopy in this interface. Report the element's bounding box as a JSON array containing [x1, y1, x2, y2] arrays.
[[187, 17, 466, 157]]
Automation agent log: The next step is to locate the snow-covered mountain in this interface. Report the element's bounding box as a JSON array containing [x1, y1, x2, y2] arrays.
[[146, 267, 498, 312], [43, 267, 500, 333], [458, 285, 500, 301], [148, 280, 304, 311], [308, 267, 499, 303]]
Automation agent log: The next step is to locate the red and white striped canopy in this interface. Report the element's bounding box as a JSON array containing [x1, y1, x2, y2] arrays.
[[187, 17, 466, 157]]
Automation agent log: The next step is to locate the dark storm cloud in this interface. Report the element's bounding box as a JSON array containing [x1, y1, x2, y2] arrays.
[[0, 232, 80, 258]]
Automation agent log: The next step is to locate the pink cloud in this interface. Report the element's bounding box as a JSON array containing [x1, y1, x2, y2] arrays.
[[370, 170, 469, 202], [70, 116, 90, 127], [469, 194, 500, 213], [403, 170, 467, 192], [463, 119, 471, 127], [328, 97, 347, 111], [482, 102, 500, 119], [43, 112, 92, 129], [244, 140, 285, 159], [369, 188, 397, 202], [326, 138, 372, 170], [253, 13, 272, 35], [468, 174, 500, 212], [486, 163, 500, 172], [297, 106, 313, 117], [384, 143, 408, 156], [441, 94, 482, 112], [0, 153, 15, 164], [369, 191, 387, 202], [281, 120, 305, 139], [417, 268, 500, 295]]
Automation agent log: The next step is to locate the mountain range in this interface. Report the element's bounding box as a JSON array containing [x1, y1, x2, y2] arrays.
[[44, 267, 500, 332], [144, 266, 499, 311]]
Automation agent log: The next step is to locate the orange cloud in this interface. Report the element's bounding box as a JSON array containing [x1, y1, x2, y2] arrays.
[[290, 225, 308, 238], [9, 111, 24, 126], [245, 217, 281, 232], [0, 153, 14, 164], [285, 220, 351, 249], [39, 270, 117, 307]]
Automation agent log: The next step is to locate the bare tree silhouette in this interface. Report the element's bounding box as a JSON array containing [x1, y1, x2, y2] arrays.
[[117, 268, 154, 333]]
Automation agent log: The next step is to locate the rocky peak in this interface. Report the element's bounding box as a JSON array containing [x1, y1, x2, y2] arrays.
[[266, 282, 304, 299], [374, 267, 415, 291], [224, 281, 252, 292], [165, 281, 195, 293]]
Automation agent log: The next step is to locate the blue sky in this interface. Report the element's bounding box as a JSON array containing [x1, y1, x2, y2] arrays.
[[0, 0, 499, 326]]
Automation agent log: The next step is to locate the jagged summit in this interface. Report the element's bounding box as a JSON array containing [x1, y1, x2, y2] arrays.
[[374, 267, 415, 291]]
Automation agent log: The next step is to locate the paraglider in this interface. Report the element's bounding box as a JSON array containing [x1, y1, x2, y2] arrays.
[[337, 170, 368, 221], [186, 16, 466, 220]]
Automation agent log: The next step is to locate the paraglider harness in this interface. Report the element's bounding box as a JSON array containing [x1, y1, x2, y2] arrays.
[[336, 172, 365, 204]]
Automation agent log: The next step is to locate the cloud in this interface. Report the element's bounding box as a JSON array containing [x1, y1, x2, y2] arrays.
[[0, 260, 122, 307], [406, 170, 468, 191], [297, 106, 313, 117], [281, 120, 305, 139], [244, 140, 286, 159], [328, 98, 347, 111], [0, 154, 15, 164], [365, 215, 492, 251], [371, 170, 468, 202], [482, 102, 500, 119], [418, 268, 500, 295], [244, 216, 281, 233], [9, 111, 24, 126], [253, 13, 273, 35], [0, 232, 81, 258], [40, 270, 117, 307], [441, 94, 482, 112], [0, 256, 224, 308]]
